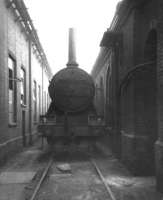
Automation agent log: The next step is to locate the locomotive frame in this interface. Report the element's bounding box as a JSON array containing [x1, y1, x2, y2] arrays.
[[37, 28, 105, 148], [38, 113, 105, 147]]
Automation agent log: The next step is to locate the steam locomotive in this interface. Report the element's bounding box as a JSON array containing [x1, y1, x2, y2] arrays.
[[37, 29, 104, 148]]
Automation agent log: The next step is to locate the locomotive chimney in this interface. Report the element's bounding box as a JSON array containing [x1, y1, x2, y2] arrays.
[[66, 28, 78, 67]]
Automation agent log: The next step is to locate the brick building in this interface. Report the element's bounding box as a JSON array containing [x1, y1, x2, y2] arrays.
[[0, 0, 52, 162], [92, 0, 163, 192]]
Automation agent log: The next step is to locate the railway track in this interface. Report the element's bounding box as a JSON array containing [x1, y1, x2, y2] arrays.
[[90, 158, 116, 200], [26, 152, 117, 200], [28, 158, 53, 200]]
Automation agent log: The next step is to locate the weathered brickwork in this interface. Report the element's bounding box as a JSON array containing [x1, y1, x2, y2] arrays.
[[92, 0, 163, 192], [155, 0, 163, 192], [0, 0, 8, 144], [0, 0, 52, 164]]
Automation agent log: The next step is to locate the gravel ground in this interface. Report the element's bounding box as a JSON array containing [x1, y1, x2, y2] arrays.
[[0, 139, 162, 200], [96, 143, 163, 200], [35, 159, 109, 200]]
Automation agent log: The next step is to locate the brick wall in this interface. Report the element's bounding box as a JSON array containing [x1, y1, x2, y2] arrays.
[[92, 0, 159, 175], [6, 7, 30, 141], [0, 0, 8, 143], [0, 0, 52, 162], [120, 0, 158, 174], [155, 0, 163, 192]]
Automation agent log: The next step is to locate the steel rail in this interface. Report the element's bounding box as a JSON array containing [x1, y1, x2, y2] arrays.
[[91, 158, 117, 200], [29, 158, 53, 200]]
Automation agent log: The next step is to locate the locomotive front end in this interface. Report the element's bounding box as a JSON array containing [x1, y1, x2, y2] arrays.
[[37, 28, 105, 149]]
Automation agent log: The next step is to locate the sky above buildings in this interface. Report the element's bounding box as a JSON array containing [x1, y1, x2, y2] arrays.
[[24, 0, 120, 74]]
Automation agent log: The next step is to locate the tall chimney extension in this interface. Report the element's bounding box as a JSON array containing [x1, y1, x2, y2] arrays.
[[67, 28, 78, 67]]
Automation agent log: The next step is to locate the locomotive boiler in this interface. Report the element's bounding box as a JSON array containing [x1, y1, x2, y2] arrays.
[[38, 28, 104, 147]]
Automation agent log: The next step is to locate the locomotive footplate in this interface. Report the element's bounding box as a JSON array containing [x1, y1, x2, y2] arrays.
[[38, 123, 105, 145], [38, 123, 104, 137]]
